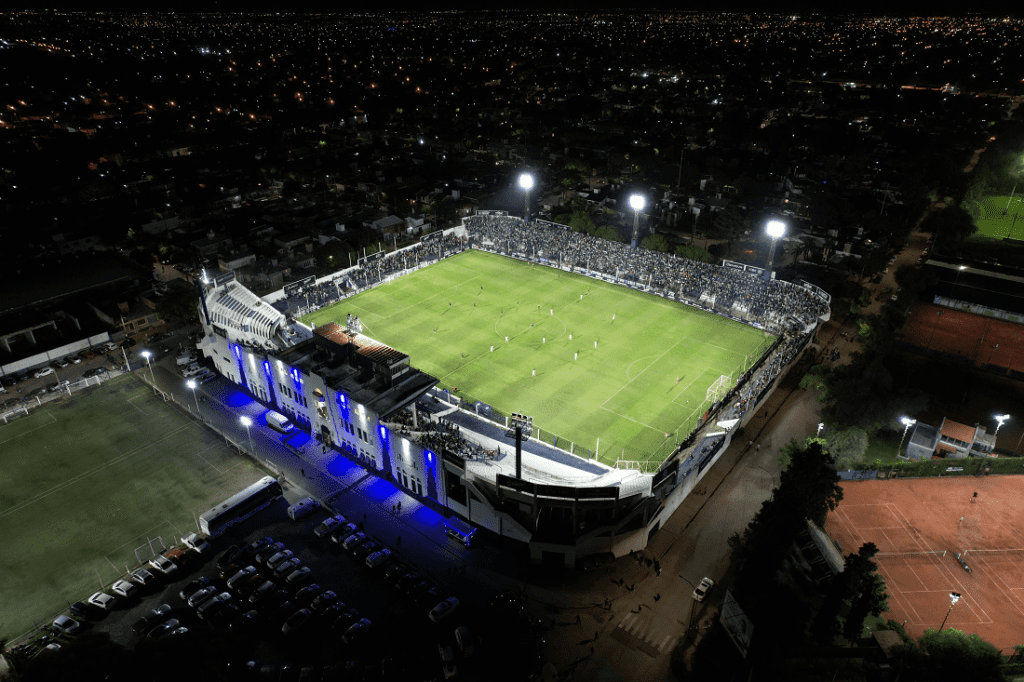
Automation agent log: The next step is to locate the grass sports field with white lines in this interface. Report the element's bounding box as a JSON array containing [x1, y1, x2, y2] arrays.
[[976, 193, 1024, 240], [305, 249, 771, 466], [0, 374, 264, 640]]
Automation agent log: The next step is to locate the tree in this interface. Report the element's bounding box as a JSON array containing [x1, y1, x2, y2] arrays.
[[675, 244, 713, 262], [919, 204, 978, 248], [825, 427, 869, 469], [641, 234, 670, 252], [567, 210, 595, 232], [907, 629, 1005, 682], [775, 438, 843, 526], [155, 284, 200, 326]]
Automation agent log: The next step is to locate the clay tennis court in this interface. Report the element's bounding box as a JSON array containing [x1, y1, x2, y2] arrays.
[[825, 476, 1024, 651], [900, 302, 1024, 373]]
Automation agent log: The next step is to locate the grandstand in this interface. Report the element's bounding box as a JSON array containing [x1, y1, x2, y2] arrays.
[[197, 211, 828, 565]]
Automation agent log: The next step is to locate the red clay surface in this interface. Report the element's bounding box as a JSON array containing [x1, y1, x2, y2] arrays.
[[900, 303, 1024, 372], [825, 476, 1024, 652]]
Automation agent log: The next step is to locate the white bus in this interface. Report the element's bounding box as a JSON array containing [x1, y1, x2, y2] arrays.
[[199, 476, 284, 538]]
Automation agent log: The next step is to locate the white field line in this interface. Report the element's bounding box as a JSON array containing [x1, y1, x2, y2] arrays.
[[0, 411, 57, 445]]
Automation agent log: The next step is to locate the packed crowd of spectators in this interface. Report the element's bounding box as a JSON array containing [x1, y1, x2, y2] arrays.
[[280, 232, 466, 316], [465, 213, 829, 331], [416, 416, 493, 460]]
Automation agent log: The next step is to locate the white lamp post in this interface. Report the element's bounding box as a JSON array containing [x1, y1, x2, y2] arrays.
[[140, 350, 155, 383], [629, 194, 645, 247], [766, 220, 786, 271], [186, 379, 200, 413], [897, 417, 917, 457], [518, 173, 534, 222], [939, 592, 961, 631], [994, 414, 1010, 438], [240, 416, 254, 453]]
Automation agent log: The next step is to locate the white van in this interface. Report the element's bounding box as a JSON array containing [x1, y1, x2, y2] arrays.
[[287, 497, 320, 521], [266, 411, 295, 434]]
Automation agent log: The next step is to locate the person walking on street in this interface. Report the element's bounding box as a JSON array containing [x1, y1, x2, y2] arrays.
[[575, 614, 581, 625]]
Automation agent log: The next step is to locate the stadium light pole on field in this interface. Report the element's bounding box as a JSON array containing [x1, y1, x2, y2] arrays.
[[186, 379, 200, 413], [897, 417, 917, 458], [629, 194, 645, 248], [140, 350, 155, 383], [938, 592, 961, 631], [240, 416, 255, 453], [519, 173, 534, 222], [766, 220, 786, 271]]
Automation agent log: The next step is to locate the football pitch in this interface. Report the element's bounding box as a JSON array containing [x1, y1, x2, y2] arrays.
[[305, 250, 771, 465], [0, 374, 265, 640], [976, 193, 1024, 240]]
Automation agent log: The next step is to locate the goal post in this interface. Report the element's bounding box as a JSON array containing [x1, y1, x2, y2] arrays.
[[707, 374, 732, 404]]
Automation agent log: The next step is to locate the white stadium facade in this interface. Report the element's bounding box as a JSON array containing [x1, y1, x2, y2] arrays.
[[195, 214, 829, 567]]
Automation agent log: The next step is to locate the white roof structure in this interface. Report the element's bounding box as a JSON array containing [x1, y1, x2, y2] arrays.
[[204, 280, 310, 349]]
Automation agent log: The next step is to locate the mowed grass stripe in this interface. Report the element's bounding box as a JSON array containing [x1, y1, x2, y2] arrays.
[[305, 250, 769, 464], [0, 374, 264, 640]]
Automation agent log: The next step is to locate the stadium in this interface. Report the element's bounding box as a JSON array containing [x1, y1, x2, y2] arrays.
[[197, 211, 830, 566]]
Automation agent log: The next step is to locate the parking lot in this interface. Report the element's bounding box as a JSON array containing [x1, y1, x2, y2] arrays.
[[41, 498, 490, 680]]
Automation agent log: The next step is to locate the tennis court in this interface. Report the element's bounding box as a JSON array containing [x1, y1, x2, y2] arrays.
[[900, 302, 1024, 372], [825, 476, 1024, 650]]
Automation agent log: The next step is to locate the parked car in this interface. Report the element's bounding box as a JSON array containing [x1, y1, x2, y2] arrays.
[[454, 626, 475, 657], [148, 618, 182, 639], [197, 592, 233, 620], [231, 610, 261, 635], [33, 367, 55, 379], [330, 608, 360, 634], [274, 557, 303, 579], [130, 568, 158, 589], [67, 355, 82, 365], [342, 532, 367, 551], [218, 542, 248, 568], [295, 585, 322, 606], [314, 514, 347, 538], [148, 555, 178, 577], [82, 367, 106, 378], [429, 598, 460, 623], [249, 580, 277, 605], [132, 604, 172, 635], [439, 644, 458, 679], [366, 548, 392, 569], [182, 532, 212, 554], [285, 566, 312, 586], [180, 577, 212, 601], [265, 549, 294, 570], [342, 618, 371, 644], [51, 615, 82, 636], [329, 523, 359, 545], [692, 577, 715, 602], [187, 585, 219, 609], [69, 601, 93, 620], [87, 591, 117, 612], [309, 590, 338, 613], [227, 566, 259, 590], [282, 608, 313, 636], [111, 579, 138, 599], [353, 540, 380, 561], [383, 561, 410, 584], [255, 542, 286, 564]]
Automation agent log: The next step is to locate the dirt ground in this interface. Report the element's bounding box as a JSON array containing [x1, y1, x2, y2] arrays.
[[825, 476, 1024, 652]]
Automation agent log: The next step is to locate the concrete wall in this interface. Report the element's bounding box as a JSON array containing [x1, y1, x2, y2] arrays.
[[1, 333, 112, 377]]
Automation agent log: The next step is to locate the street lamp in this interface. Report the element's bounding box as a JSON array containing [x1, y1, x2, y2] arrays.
[[766, 220, 786, 271], [994, 414, 1010, 437], [629, 194, 645, 248], [186, 379, 200, 413], [240, 415, 254, 453], [952, 265, 968, 302], [897, 417, 917, 458], [518, 172, 534, 222], [140, 350, 155, 383], [817, 422, 825, 436], [938, 592, 961, 631]]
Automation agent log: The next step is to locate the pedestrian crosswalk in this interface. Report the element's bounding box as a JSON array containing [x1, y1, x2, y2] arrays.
[[611, 611, 677, 657]]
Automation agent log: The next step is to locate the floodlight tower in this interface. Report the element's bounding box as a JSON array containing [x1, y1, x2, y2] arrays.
[[518, 172, 534, 222], [994, 414, 1010, 438], [140, 350, 155, 383], [897, 416, 917, 458], [766, 220, 786, 271], [629, 194, 645, 248], [938, 592, 961, 631]]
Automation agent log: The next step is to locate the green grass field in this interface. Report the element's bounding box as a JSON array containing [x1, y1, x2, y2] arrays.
[[305, 250, 771, 465], [976, 193, 1024, 240], [0, 374, 266, 640]]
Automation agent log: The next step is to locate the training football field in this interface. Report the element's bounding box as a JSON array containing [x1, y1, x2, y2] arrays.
[[976, 193, 1024, 240], [305, 250, 770, 466], [0, 374, 264, 640]]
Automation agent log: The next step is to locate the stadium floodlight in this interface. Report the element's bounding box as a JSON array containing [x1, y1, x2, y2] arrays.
[[519, 172, 534, 221], [897, 417, 917, 458], [629, 194, 645, 247], [240, 415, 254, 453], [140, 350, 155, 383], [939, 592, 961, 631], [186, 379, 200, 412], [766, 220, 786, 271], [994, 413, 1010, 437]]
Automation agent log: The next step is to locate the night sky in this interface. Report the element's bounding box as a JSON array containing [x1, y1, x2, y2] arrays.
[[23, 3, 1024, 17]]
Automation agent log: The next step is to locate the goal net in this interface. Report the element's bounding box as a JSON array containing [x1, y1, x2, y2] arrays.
[[707, 375, 732, 404]]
